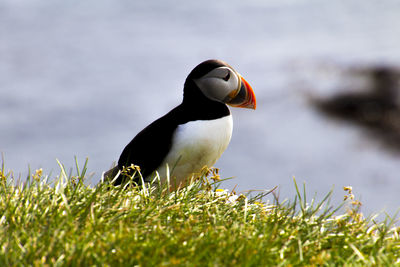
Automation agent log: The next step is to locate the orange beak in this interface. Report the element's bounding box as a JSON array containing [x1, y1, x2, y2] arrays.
[[226, 74, 256, 109]]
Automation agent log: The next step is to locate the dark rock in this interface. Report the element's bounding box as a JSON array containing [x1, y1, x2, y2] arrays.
[[311, 64, 400, 152]]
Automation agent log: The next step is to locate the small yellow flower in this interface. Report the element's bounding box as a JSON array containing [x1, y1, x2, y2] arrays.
[[32, 168, 43, 181], [344, 194, 355, 201], [0, 170, 6, 181], [254, 201, 264, 208], [343, 186, 352, 194], [129, 164, 141, 172], [210, 174, 220, 181], [121, 164, 141, 176]]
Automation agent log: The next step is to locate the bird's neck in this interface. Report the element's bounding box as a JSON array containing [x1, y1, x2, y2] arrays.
[[179, 98, 229, 120], [180, 84, 230, 121]]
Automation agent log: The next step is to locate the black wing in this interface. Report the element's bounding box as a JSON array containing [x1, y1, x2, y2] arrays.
[[114, 108, 179, 185], [113, 99, 230, 185]]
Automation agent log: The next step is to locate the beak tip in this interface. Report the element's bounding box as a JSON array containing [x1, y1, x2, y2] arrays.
[[241, 76, 256, 110], [226, 74, 256, 109]]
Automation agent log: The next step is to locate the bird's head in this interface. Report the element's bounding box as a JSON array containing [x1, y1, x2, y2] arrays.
[[183, 59, 256, 109]]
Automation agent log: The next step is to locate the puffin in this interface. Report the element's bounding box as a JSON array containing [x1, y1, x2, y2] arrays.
[[104, 59, 256, 188]]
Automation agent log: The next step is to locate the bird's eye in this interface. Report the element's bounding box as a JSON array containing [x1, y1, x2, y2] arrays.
[[223, 72, 230, 81]]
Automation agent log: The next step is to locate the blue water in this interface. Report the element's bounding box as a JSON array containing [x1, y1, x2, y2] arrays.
[[1, 0, 400, 216]]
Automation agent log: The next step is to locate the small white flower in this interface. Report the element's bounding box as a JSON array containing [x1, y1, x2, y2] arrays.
[[215, 189, 244, 204], [227, 194, 239, 203], [215, 189, 229, 197]]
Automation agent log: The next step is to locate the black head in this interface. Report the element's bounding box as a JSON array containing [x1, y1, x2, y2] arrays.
[[182, 59, 256, 109]]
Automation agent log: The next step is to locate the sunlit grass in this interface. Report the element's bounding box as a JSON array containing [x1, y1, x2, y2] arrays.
[[0, 159, 399, 266]]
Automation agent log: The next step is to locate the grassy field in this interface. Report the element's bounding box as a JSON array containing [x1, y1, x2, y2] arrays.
[[0, 159, 399, 266]]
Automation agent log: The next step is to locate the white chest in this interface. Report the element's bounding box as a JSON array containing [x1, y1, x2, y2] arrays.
[[155, 115, 233, 185]]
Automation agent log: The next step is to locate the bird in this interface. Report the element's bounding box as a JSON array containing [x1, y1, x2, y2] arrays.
[[103, 59, 256, 188]]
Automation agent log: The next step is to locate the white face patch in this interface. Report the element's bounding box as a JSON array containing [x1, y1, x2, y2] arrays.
[[194, 66, 240, 102]]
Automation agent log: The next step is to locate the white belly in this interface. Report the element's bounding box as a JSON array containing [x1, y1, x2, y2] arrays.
[[155, 115, 233, 186]]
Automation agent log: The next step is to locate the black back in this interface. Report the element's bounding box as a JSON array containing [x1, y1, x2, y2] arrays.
[[114, 60, 231, 185]]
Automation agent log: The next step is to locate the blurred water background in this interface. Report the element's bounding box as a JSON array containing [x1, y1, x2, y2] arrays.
[[1, 0, 400, 216]]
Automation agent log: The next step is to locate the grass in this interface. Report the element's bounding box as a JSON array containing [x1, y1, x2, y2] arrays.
[[0, 159, 399, 266]]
